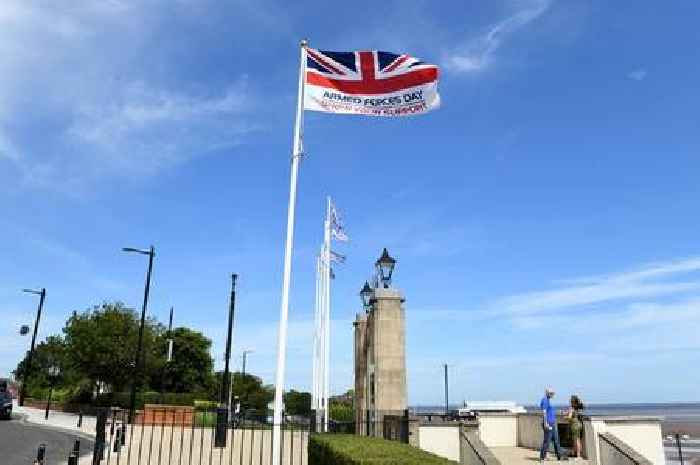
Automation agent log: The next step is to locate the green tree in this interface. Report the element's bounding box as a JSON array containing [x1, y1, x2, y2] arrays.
[[151, 327, 215, 393], [13, 335, 80, 396], [210, 372, 273, 416], [62, 302, 162, 393], [284, 389, 311, 416], [329, 401, 353, 422]]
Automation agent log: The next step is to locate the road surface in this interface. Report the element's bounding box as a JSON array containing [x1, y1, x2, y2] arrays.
[[0, 413, 94, 465]]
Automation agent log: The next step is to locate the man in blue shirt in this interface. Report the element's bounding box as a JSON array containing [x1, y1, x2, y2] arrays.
[[540, 387, 562, 462]]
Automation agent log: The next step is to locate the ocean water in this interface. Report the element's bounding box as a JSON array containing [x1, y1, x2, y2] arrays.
[[414, 403, 700, 423], [534, 403, 700, 423]]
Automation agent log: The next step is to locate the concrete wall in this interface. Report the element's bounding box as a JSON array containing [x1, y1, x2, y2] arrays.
[[461, 426, 503, 465], [517, 413, 545, 450], [479, 413, 517, 447], [600, 419, 665, 465], [419, 425, 461, 462], [599, 432, 653, 465]]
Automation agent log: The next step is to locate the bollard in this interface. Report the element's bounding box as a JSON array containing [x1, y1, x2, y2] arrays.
[[92, 442, 104, 465], [73, 438, 80, 456], [37, 444, 46, 465], [68, 452, 78, 465], [121, 423, 127, 446], [113, 426, 121, 452], [77, 411, 83, 428], [214, 407, 228, 447]]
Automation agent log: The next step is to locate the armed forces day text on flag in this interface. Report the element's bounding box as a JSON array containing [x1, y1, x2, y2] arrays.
[[303, 49, 440, 116]]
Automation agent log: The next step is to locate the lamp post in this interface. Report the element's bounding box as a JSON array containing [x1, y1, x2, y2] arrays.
[[375, 248, 396, 288], [45, 364, 60, 420], [444, 364, 449, 417], [242, 349, 254, 377], [122, 246, 155, 424], [20, 287, 46, 407], [359, 281, 372, 313], [667, 434, 690, 465]]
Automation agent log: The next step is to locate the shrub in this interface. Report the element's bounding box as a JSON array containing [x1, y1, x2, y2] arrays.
[[309, 434, 458, 465]]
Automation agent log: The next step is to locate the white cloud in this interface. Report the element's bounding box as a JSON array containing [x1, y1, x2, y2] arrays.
[[445, 0, 552, 73], [493, 256, 700, 317], [628, 69, 648, 81], [0, 1, 266, 192]]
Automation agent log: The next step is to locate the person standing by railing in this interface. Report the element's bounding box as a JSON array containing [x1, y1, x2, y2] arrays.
[[540, 387, 562, 463], [567, 395, 585, 461]]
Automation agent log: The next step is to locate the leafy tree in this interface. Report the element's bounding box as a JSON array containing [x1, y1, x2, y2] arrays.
[[329, 401, 354, 422], [284, 389, 311, 416], [62, 302, 162, 393], [211, 372, 273, 416], [13, 335, 80, 395], [150, 327, 216, 393]]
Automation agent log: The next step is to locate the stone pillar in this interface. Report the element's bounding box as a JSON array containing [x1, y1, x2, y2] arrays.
[[371, 287, 407, 435], [353, 313, 368, 435]]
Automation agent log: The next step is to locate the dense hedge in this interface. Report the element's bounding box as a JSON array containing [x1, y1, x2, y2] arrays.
[[309, 434, 458, 465]]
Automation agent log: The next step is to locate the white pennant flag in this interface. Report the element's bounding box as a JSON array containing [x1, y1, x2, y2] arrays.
[[330, 250, 346, 264], [330, 201, 349, 242]]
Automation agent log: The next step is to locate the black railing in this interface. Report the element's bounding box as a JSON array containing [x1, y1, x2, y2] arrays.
[[74, 407, 310, 465]]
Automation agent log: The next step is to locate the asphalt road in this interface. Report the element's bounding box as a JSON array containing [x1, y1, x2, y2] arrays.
[[0, 413, 94, 465]]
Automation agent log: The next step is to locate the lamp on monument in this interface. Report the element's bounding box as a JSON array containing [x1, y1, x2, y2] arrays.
[[360, 281, 372, 312], [375, 248, 396, 288]]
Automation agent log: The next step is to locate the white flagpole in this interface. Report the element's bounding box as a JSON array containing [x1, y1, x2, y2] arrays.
[[319, 247, 327, 417], [323, 196, 332, 432], [311, 255, 319, 411], [272, 39, 307, 465]]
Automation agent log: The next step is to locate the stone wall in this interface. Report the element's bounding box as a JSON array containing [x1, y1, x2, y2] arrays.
[[599, 432, 653, 465]]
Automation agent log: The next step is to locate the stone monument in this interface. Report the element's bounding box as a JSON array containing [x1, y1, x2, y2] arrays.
[[353, 249, 407, 436]]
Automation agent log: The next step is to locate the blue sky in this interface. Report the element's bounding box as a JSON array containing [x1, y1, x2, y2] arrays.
[[1, 0, 699, 405]]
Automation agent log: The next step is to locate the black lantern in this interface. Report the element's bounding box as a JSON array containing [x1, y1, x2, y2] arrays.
[[359, 281, 372, 312], [375, 248, 396, 288]]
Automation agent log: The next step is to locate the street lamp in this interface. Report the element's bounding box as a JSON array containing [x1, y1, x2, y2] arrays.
[[122, 245, 155, 424], [242, 349, 254, 377], [19, 287, 46, 407], [375, 248, 396, 288], [359, 281, 372, 312], [45, 364, 61, 420], [667, 434, 691, 465]]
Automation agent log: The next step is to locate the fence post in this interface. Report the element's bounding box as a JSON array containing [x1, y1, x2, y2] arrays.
[[215, 406, 228, 447], [37, 444, 46, 465], [402, 409, 409, 444], [114, 426, 122, 452], [92, 408, 108, 465], [73, 438, 80, 457], [77, 411, 83, 428]]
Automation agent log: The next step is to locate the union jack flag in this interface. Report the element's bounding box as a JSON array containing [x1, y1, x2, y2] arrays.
[[303, 48, 440, 116]]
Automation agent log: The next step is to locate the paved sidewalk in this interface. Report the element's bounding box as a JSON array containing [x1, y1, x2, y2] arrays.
[[12, 400, 97, 436]]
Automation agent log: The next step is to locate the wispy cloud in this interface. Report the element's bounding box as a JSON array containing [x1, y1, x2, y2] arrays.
[[493, 256, 700, 317], [628, 69, 648, 81], [445, 0, 552, 73], [0, 1, 268, 192]]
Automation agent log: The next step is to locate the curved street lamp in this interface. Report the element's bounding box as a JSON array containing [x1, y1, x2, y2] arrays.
[[45, 364, 61, 420], [375, 248, 396, 288], [19, 287, 46, 406], [122, 245, 156, 424]]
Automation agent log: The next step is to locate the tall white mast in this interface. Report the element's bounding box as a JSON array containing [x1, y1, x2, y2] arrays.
[[312, 255, 320, 411], [272, 39, 307, 465], [323, 196, 332, 432]]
